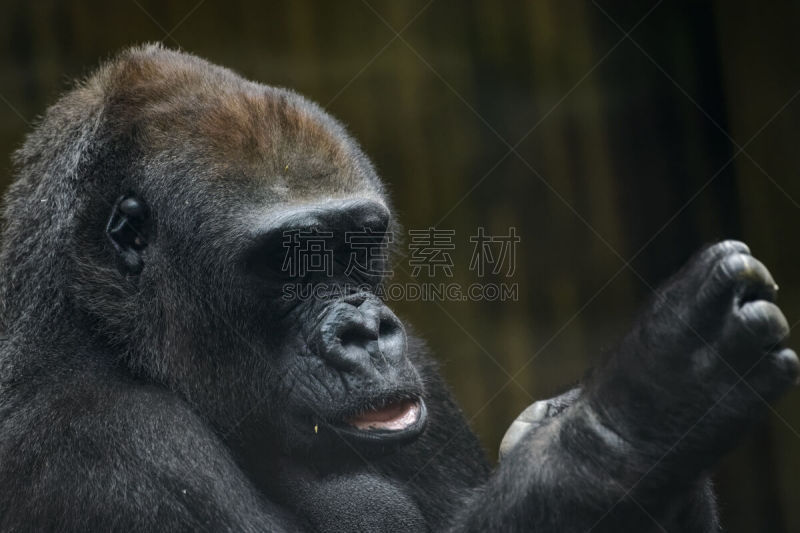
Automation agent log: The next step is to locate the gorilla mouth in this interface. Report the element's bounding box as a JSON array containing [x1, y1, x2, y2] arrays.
[[331, 397, 428, 446], [346, 398, 422, 431]]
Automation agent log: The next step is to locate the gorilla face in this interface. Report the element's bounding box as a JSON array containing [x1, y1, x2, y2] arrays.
[[231, 198, 427, 454], [75, 47, 426, 457]]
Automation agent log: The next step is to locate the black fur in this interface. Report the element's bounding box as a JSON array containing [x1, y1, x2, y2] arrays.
[[0, 45, 795, 532]]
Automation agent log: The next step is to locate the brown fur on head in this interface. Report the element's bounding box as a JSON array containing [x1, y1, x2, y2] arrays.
[[84, 44, 386, 203]]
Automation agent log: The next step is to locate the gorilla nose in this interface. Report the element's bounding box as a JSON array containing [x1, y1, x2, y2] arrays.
[[313, 295, 407, 370]]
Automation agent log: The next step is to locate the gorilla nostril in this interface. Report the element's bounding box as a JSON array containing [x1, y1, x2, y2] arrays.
[[379, 318, 399, 338], [339, 322, 379, 346]]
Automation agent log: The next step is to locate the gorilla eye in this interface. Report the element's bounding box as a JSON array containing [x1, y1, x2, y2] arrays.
[[106, 195, 149, 275]]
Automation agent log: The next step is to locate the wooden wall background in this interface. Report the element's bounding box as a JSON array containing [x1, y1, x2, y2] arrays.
[[1, 1, 799, 530]]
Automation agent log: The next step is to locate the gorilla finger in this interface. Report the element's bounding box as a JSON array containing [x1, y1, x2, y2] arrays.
[[498, 389, 581, 461], [498, 401, 551, 461], [498, 419, 535, 461], [695, 240, 751, 273], [731, 300, 790, 349], [775, 348, 800, 386], [746, 348, 800, 401], [703, 253, 777, 309]]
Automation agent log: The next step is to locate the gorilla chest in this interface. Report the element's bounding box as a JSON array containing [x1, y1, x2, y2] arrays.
[[277, 468, 427, 532]]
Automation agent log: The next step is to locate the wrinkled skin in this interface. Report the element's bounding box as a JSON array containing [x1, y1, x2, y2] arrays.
[[0, 45, 795, 532]]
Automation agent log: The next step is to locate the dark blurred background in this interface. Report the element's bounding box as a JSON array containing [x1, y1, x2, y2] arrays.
[[1, 1, 799, 530]]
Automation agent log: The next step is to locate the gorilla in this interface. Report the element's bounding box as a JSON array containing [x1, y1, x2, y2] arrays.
[[0, 45, 796, 532]]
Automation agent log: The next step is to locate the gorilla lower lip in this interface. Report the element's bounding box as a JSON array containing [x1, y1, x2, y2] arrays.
[[347, 399, 420, 431]]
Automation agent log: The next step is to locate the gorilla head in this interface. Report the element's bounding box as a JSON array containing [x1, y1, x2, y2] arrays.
[[2, 44, 794, 532], [1, 45, 424, 461]]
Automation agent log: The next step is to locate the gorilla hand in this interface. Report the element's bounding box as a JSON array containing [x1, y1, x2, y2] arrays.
[[588, 240, 799, 468], [478, 241, 792, 532]]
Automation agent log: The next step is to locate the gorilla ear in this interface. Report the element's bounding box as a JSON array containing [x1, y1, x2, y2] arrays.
[[106, 195, 149, 275]]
